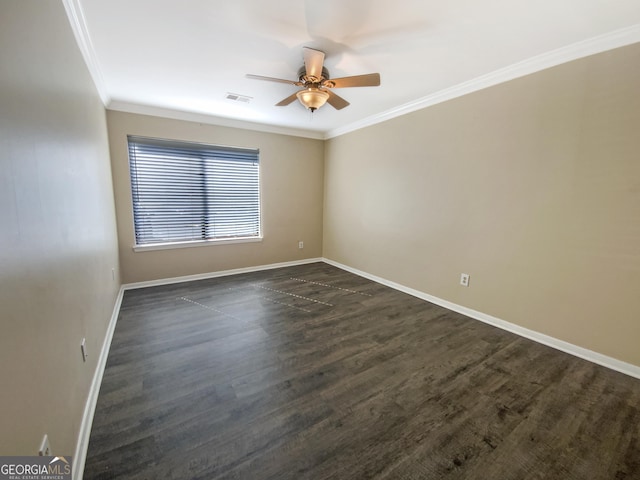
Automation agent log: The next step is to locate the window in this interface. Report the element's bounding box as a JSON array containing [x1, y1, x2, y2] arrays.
[[127, 135, 260, 248]]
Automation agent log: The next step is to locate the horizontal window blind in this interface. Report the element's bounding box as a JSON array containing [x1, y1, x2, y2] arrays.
[[127, 135, 260, 246]]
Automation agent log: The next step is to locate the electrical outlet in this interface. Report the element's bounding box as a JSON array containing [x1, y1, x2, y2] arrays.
[[39, 434, 51, 456], [80, 338, 88, 362], [460, 273, 470, 287], [298, 241, 304, 249]]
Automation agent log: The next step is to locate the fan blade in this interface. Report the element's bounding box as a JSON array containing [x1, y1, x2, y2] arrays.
[[303, 47, 325, 80], [275, 92, 299, 106], [246, 74, 302, 86], [325, 89, 350, 110], [324, 73, 380, 89]]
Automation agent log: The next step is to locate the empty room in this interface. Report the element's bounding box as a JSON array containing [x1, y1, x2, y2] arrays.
[[2, 1, 640, 479]]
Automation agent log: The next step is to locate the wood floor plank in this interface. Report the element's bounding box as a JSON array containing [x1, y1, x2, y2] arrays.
[[84, 262, 640, 479]]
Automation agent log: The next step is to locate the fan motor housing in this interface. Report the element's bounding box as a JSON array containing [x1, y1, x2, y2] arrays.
[[298, 66, 330, 84]]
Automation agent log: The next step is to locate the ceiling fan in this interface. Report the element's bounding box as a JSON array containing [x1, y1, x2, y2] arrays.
[[247, 47, 380, 112]]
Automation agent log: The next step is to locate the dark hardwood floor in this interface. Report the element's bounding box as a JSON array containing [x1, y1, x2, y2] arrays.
[[84, 262, 640, 479]]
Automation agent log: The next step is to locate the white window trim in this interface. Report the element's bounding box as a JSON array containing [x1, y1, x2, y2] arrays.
[[132, 235, 263, 252]]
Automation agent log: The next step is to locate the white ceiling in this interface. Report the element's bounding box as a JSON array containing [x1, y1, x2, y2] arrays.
[[68, 0, 640, 139]]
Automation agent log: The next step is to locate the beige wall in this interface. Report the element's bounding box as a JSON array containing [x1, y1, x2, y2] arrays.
[[0, 1, 120, 456], [107, 111, 324, 283], [324, 43, 640, 366]]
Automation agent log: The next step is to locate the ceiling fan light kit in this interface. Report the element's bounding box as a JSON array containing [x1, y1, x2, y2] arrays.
[[247, 47, 380, 113], [296, 87, 330, 112]]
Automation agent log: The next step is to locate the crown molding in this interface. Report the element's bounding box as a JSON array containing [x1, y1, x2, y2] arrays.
[[62, 2, 640, 142], [62, 0, 110, 105], [107, 101, 326, 140], [325, 24, 640, 139]]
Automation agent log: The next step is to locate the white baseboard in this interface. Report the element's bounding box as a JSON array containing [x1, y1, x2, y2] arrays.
[[73, 285, 125, 480], [322, 258, 640, 380], [123, 257, 324, 290]]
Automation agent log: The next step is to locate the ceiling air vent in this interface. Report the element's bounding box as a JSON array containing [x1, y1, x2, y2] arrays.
[[225, 92, 252, 103]]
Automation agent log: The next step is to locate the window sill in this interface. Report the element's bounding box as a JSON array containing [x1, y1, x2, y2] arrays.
[[132, 236, 263, 252]]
